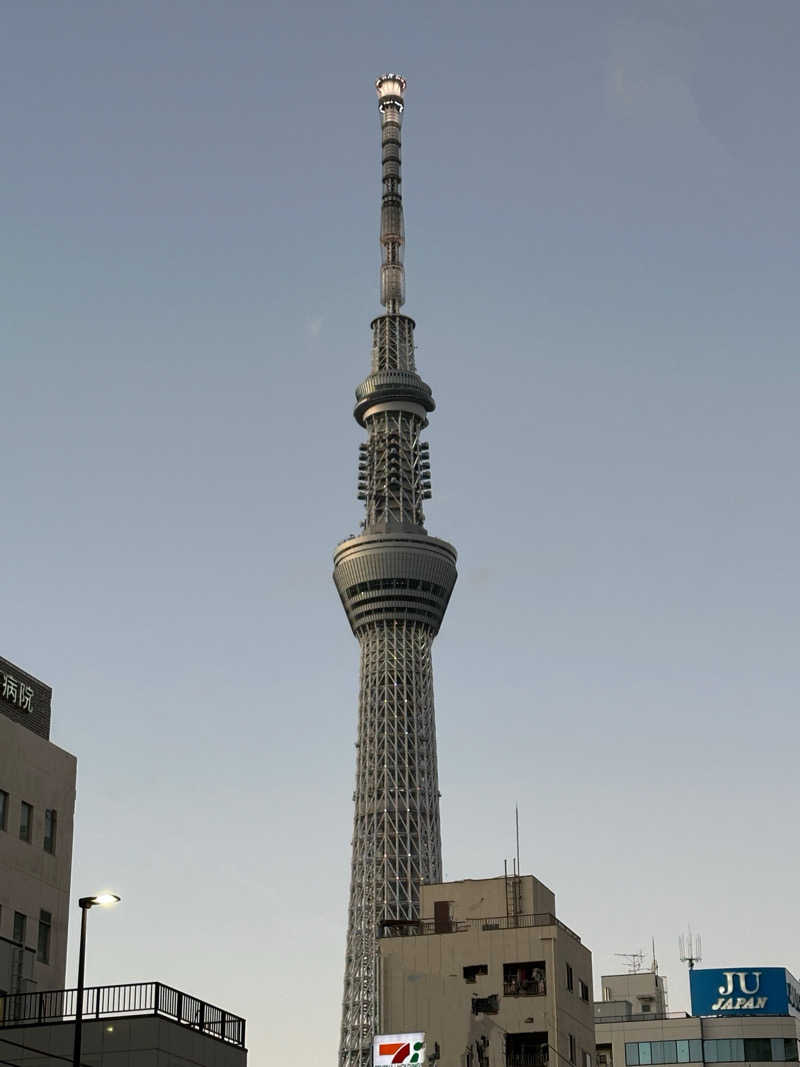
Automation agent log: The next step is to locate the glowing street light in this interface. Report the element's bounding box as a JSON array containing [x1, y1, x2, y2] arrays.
[[73, 892, 121, 1067]]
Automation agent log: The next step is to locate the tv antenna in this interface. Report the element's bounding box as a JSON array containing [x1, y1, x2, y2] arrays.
[[679, 928, 703, 970], [515, 803, 521, 876], [615, 951, 645, 973]]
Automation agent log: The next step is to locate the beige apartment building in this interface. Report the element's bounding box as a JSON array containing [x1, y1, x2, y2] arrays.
[[378, 873, 595, 1067], [0, 655, 76, 996]]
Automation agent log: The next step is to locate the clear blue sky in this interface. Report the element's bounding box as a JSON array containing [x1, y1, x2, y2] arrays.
[[3, 1, 799, 1061]]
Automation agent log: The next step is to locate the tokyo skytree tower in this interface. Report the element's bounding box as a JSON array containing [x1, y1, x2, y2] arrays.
[[333, 76, 458, 1067]]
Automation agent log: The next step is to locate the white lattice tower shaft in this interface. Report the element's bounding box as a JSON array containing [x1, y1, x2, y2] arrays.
[[332, 76, 457, 1067]]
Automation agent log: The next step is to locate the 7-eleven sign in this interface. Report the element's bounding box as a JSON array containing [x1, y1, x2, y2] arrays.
[[373, 1033, 426, 1065]]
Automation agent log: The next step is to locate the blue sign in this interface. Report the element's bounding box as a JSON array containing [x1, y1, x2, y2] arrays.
[[690, 968, 800, 1017]]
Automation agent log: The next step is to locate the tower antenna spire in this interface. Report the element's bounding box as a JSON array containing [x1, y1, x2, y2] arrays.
[[376, 74, 407, 313], [334, 76, 458, 1067]]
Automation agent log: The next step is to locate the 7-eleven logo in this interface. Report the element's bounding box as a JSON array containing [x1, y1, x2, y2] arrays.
[[373, 1033, 426, 1065]]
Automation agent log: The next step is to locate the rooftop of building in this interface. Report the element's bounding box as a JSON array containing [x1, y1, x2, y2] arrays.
[[379, 872, 582, 942], [0, 979, 246, 1049]]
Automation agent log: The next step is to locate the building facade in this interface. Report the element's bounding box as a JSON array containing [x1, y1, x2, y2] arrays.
[[333, 75, 457, 1066], [379, 875, 595, 1067], [0, 655, 76, 996], [596, 967, 800, 1067]]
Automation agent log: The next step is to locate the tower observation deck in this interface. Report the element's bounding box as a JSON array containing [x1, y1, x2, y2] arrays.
[[333, 76, 458, 1067]]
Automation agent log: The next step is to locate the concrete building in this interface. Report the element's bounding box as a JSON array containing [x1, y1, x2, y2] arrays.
[[0, 655, 76, 996], [0, 979, 246, 1065], [596, 966, 800, 1067], [597, 971, 669, 1022], [378, 874, 595, 1067]]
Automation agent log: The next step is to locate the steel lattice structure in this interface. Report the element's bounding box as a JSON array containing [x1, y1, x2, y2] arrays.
[[333, 76, 457, 1067]]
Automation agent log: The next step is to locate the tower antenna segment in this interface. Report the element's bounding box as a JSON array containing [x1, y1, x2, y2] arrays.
[[333, 75, 458, 1067], [679, 928, 703, 971]]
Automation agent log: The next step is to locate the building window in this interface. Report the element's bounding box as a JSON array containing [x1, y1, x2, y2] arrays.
[[43, 809, 57, 854], [464, 964, 488, 983], [13, 912, 27, 946], [37, 910, 51, 964], [566, 963, 574, 992], [625, 1040, 785, 1066], [0, 789, 8, 831], [651, 1042, 669, 1064], [584, 1052, 593, 1067], [472, 994, 499, 1015], [507, 1033, 548, 1067], [19, 801, 33, 842], [578, 978, 590, 1002], [742, 1040, 772, 1063], [569, 1035, 577, 1065], [504, 960, 546, 996]]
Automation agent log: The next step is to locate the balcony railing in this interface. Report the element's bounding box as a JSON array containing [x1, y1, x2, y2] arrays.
[[0, 982, 245, 1048], [380, 913, 581, 942], [507, 1051, 549, 1066], [594, 1011, 691, 1025], [504, 979, 547, 997]]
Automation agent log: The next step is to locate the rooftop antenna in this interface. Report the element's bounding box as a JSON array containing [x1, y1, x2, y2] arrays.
[[679, 927, 702, 971], [615, 951, 645, 973], [515, 803, 521, 877], [651, 937, 658, 974]]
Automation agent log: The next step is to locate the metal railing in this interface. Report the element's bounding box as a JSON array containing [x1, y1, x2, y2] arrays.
[[594, 1011, 691, 1024], [504, 980, 547, 997], [506, 1052, 549, 1066], [380, 912, 581, 942], [0, 982, 245, 1048]]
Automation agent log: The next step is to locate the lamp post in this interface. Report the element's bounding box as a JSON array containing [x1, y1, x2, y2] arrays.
[[72, 893, 120, 1067]]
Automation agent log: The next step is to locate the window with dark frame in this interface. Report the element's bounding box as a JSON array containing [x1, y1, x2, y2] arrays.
[[13, 912, 27, 946], [566, 962, 574, 992], [0, 789, 8, 831], [37, 910, 51, 964], [471, 994, 499, 1015], [570, 1034, 577, 1065], [19, 801, 33, 842], [43, 809, 57, 854], [506, 1032, 549, 1067], [463, 964, 488, 983], [503, 960, 546, 996], [578, 978, 590, 1001]]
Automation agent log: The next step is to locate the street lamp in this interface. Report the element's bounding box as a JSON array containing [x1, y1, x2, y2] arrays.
[[72, 893, 121, 1067]]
